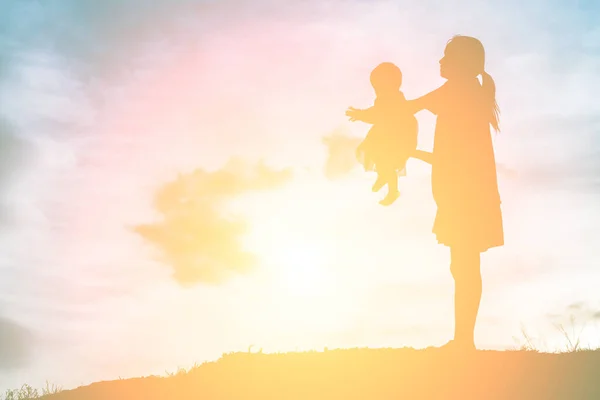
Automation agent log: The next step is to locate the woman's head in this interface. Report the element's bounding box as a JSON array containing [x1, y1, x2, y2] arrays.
[[440, 36, 485, 80], [370, 62, 402, 95], [440, 35, 500, 131]]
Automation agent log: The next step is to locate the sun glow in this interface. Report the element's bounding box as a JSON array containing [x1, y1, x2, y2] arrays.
[[267, 238, 333, 297], [244, 181, 338, 298], [237, 179, 362, 340]]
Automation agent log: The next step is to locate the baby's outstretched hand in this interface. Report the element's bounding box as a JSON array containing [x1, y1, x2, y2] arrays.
[[345, 107, 361, 122]]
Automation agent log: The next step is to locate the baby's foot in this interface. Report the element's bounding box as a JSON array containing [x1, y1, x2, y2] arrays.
[[372, 178, 386, 193], [379, 190, 400, 206]]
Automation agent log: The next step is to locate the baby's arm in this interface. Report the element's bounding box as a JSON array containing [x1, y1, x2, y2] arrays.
[[346, 106, 378, 124]]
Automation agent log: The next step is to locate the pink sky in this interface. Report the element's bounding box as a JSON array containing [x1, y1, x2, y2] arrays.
[[0, 0, 599, 392]]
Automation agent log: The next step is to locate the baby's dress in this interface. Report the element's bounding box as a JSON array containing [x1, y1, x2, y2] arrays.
[[420, 79, 504, 252], [356, 91, 418, 176]]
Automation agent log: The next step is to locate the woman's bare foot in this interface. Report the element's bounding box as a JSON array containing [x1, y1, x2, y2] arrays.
[[379, 190, 400, 206], [438, 340, 476, 352]]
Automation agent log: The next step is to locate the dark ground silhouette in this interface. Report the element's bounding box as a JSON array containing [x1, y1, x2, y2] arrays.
[[43, 348, 600, 400]]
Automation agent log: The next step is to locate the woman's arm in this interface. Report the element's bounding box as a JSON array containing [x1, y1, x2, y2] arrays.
[[411, 149, 433, 165], [406, 84, 446, 116], [405, 97, 429, 115]]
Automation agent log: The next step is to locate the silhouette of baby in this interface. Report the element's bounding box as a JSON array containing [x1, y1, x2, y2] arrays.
[[346, 62, 418, 206]]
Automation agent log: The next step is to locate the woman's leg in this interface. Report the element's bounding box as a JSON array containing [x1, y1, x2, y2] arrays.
[[450, 246, 482, 347]]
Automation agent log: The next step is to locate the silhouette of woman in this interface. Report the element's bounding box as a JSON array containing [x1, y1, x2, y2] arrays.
[[408, 35, 504, 350]]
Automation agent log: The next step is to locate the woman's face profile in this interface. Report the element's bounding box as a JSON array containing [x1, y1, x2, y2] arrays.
[[440, 40, 481, 80], [439, 46, 456, 79]]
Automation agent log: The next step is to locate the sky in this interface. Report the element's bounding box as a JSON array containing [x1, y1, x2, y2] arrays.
[[0, 0, 600, 392]]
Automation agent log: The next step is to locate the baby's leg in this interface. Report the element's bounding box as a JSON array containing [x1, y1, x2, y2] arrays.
[[379, 169, 400, 206], [372, 172, 387, 192], [386, 171, 398, 194]]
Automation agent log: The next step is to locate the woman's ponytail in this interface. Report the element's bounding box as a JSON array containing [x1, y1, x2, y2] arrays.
[[481, 71, 500, 132]]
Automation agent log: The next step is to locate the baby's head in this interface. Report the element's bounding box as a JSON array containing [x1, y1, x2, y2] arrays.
[[370, 62, 402, 95]]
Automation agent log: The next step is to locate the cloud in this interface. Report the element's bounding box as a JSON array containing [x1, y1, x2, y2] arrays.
[[0, 120, 24, 185], [0, 317, 31, 370], [322, 129, 363, 180], [0, 0, 331, 86], [0, 119, 29, 227], [0, 1, 190, 75], [134, 158, 292, 285], [511, 115, 600, 193], [546, 301, 600, 325]]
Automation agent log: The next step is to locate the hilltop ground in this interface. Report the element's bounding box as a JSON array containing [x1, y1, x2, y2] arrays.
[[40, 347, 600, 400]]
